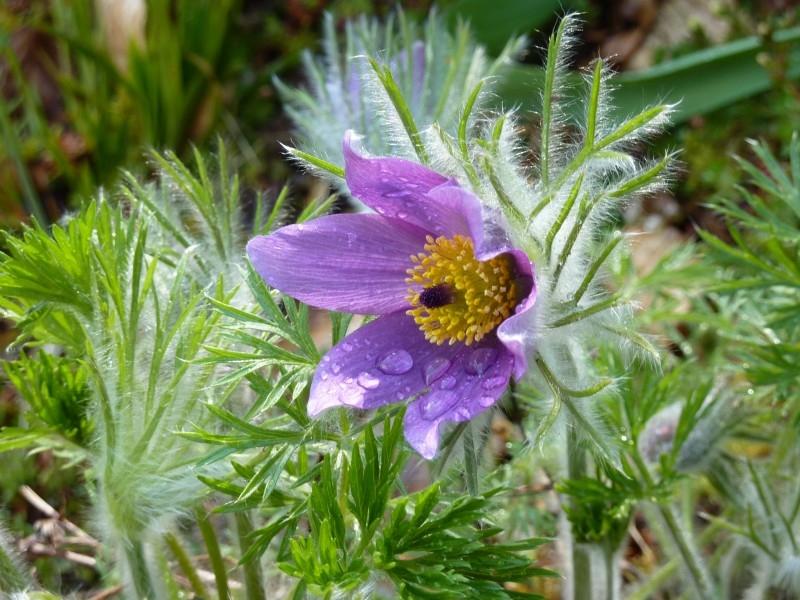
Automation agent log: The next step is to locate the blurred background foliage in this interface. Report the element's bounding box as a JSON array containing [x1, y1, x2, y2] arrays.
[[1, 0, 799, 597], [1, 0, 798, 229]]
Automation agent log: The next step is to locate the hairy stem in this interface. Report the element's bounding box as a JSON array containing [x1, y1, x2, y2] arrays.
[[124, 540, 155, 599], [164, 532, 208, 599], [567, 430, 593, 600], [197, 507, 230, 600], [631, 450, 713, 597], [235, 512, 266, 600], [463, 424, 479, 496]]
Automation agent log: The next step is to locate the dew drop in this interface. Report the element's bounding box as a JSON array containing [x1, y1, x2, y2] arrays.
[[478, 395, 495, 408], [424, 357, 451, 385], [397, 211, 409, 219], [439, 376, 457, 390], [465, 348, 497, 376], [341, 393, 360, 406], [321, 372, 329, 381], [377, 349, 414, 375], [331, 362, 342, 375], [455, 407, 471, 420], [357, 371, 381, 390], [342, 342, 354, 352], [344, 377, 354, 384], [420, 390, 457, 420], [396, 391, 406, 400], [481, 376, 507, 390]]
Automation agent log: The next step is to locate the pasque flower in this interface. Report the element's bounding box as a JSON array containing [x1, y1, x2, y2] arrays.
[[247, 134, 537, 458]]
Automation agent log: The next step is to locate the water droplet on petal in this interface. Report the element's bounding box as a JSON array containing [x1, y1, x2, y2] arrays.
[[439, 376, 457, 390], [321, 372, 329, 381], [481, 376, 506, 390], [424, 357, 451, 385], [455, 407, 471, 420], [341, 393, 360, 406], [357, 371, 381, 390], [397, 211, 409, 219], [396, 391, 406, 400], [342, 342, 353, 352], [478, 395, 495, 408], [420, 390, 457, 420], [344, 377, 353, 384], [331, 362, 342, 375], [377, 350, 414, 375], [465, 348, 497, 376]]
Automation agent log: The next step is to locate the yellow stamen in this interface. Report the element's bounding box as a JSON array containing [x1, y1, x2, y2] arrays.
[[406, 234, 517, 345]]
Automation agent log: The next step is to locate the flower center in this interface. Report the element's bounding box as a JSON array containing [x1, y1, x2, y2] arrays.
[[406, 234, 517, 345]]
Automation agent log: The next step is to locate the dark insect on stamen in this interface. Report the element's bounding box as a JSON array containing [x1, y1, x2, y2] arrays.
[[419, 284, 454, 309]]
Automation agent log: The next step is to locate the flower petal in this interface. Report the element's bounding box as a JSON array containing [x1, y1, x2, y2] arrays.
[[468, 217, 538, 382], [308, 311, 465, 417], [247, 214, 427, 315], [497, 251, 537, 381], [343, 133, 483, 238], [403, 336, 515, 459]]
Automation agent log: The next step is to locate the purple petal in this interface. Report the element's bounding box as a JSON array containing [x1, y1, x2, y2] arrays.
[[403, 336, 515, 459], [247, 214, 427, 315], [497, 281, 537, 380], [308, 311, 465, 416], [343, 133, 483, 238]]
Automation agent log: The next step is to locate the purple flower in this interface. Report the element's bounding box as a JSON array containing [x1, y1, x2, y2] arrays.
[[247, 134, 537, 458]]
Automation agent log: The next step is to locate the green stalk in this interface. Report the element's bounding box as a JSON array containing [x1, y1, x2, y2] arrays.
[[628, 519, 723, 600], [567, 431, 593, 600], [196, 508, 230, 600], [235, 513, 266, 600], [602, 542, 621, 600], [369, 58, 428, 164], [463, 424, 479, 496], [631, 451, 712, 597], [164, 532, 208, 599], [124, 540, 156, 599]]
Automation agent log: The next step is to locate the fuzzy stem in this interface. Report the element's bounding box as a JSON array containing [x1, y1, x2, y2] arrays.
[[604, 545, 615, 600], [284, 146, 345, 178], [573, 232, 623, 304], [628, 518, 723, 600], [164, 532, 208, 599], [88, 357, 117, 474], [481, 156, 527, 229], [458, 81, 483, 190], [235, 512, 266, 600], [567, 429, 593, 600], [463, 424, 479, 496], [537, 357, 616, 461], [631, 450, 712, 597], [369, 58, 429, 164], [196, 507, 230, 600], [0, 528, 29, 593], [571, 542, 594, 600], [550, 293, 624, 329], [124, 540, 156, 599], [540, 17, 570, 187]]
